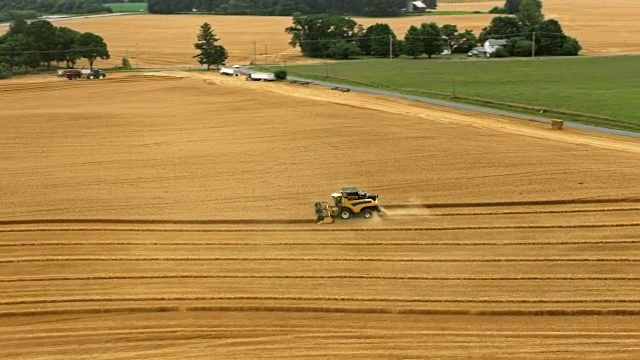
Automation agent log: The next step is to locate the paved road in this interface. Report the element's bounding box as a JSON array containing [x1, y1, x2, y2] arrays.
[[288, 76, 640, 139]]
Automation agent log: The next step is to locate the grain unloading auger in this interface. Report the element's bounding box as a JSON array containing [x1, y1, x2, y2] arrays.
[[315, 187, 383, 224]]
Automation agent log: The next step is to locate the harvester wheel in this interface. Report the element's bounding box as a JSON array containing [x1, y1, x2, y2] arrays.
[[340, 209, 351, 220], [362, 209, 373, 219]]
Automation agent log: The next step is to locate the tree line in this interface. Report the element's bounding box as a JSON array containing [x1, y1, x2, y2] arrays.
[[286, 0, 581, 60], [148, 0, 437, 17], [0, 19, 109, 79], [0, 0, 111, 16]]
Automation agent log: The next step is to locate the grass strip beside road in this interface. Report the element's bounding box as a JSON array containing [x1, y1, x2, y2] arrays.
[[272, 56, 640, 132]]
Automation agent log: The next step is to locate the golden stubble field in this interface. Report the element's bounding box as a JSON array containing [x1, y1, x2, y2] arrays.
[[1, 0, 634, 69], [1, 70, 640, 358]]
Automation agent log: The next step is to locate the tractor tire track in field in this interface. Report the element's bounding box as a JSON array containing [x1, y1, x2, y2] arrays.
[[2, 239, 640, 247], [1, 223, 639, 233], [2, 256, 640, 263], [382, 197, 640, 209], [0, 219, 312, 226], [407, 207, 640, 217], [2, 306, 640, 318], [0, 197, 638, 227], [2, 295, 640, 306], [1, 274, 639, 283]]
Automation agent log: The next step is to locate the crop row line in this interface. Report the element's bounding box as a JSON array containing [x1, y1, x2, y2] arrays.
[[2, 305, 640, 318], [2, 296, 640, 306], [1, 274, 638, 283], [1, 223, 638, 233], [2, 256, 640, 263], [1, 239, 638, 247]]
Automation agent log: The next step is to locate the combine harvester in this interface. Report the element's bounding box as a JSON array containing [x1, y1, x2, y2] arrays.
[[315, 187, 383, 224]]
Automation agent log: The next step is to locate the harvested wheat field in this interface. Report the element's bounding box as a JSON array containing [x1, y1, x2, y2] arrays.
[[1, 71, 640, 358], [2, 0, 632, 69]]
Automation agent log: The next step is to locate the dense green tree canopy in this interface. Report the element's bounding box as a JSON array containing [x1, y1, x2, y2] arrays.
[[0, 18, 110, 76], [148, 0, 412, 17], [0, 0, 110, 14], [359, 23, 400, 58], [286, 13, 359, 58], [74, 32, 110, 70]]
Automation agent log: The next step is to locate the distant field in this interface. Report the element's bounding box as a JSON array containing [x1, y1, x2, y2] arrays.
[[404, 10, 485, 16], [105, 2, 147, 12], [281, 56, 640, 132]]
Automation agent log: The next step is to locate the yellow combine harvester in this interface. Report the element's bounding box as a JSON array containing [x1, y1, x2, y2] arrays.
[[315, 187, 381, 224]]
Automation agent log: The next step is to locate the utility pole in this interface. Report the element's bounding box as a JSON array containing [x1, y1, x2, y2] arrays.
[[532, 32, 536, 58], [253, 41, 257, 64], [324, 54, 328, 78], [389, 35, 393, 60], [452, 76, 456, 98]]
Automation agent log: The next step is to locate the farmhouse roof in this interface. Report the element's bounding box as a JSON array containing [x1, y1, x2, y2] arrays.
[[412, 1, 427, 8], [487, 39, 508, 46]]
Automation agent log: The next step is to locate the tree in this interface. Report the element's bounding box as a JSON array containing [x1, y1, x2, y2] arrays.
[[536, 19, 565, 56], [506, 38, 533, 57], [490, 47, 510, 58], [1, 33, 40, 72], [359, 23, 399, 57], [74, 32, 110, 70], [55, 26, 81, 68], [517, 0, 543, 30], [193, 22, 228, 69], [419, 22, 444, 58], [453, 29, 477, 53], [403, 25, 423, 58], [6, 18, 29, 37], [560, 36, 581, 56], [25, 20, 57, 68], [220, 0, 253, 14], [504, 0, 520, 14], [329, 41, 361, 59], [479, 16, 522, 43], [0, 63, 11, 79], [275, 0, 297, 15], [286, 13, 359, 58], [424, 0, 437, 10], [364, 0, 403, 17], [440, 24, 457, 53]]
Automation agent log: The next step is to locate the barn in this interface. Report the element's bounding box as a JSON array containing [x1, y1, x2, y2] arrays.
[[407, 1, 427, 13]]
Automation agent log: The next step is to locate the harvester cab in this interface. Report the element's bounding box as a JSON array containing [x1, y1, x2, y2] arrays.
[[315, 187, 381, 224]]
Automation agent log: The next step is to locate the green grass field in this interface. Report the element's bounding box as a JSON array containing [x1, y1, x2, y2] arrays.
[[105, 2, 147, 12], [278, 56, 640, 132]]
